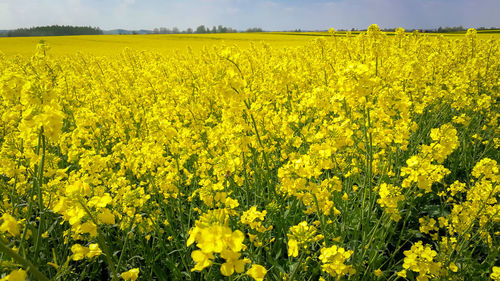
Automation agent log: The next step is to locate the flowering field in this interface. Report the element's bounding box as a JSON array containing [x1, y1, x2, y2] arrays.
[[0, 25, 499, 281], [1, 31, 498, 58], [0, 32, 320, 57]]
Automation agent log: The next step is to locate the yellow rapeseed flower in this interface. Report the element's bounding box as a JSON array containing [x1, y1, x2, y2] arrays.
[[71, 244, 89, 261], [246, 264, 267, 281], [491, 266, 500, 281], [120, 268, 139, 281], [0, 269, 27, 281], [0, 213, 19, 237], [86, 243, 102, 258]]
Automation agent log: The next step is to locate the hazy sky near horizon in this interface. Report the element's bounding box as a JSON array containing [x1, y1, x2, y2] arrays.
[[0, 0, 498, 31]]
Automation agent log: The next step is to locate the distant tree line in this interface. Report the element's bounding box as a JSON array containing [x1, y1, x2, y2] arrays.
[[332, 26, 498, 33], [372, 26, 498, 33], [152, 25, 236, 34], [245, 27, 264, 33], [7, 25, 103, 37], [11, 24, 496, 37], [433, 26, 499, 33], [402, 26, 499, 33], [3, 25, 266, 37], [151, 25, 263, 34]]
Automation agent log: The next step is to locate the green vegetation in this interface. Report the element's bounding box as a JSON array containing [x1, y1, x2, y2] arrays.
[[7, 25, 103, 37]]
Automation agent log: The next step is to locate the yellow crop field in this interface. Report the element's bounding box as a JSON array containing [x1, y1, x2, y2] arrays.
[[2, 31, 498, 58], [0, 26, 499, 281], [0, 33, 323, 57]]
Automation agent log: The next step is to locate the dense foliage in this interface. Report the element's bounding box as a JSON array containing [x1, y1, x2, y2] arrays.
[[151, 25, 238, 35], [7, 25, 103, 37], [0, 25, 499, 281]]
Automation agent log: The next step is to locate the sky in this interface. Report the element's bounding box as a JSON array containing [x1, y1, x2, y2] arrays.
[[0, 0, 499, 31]]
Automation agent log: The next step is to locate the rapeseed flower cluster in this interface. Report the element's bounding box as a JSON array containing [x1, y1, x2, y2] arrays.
[[287, 221, 323, 257], [399, 241, 442, 281], [241, 206, 272, 233], [401, 123, 459, 193], [0, 27, 498, 280], [186, 209, 255, 276], [375, 183, 404, 221], [318, 245, 355, 278]]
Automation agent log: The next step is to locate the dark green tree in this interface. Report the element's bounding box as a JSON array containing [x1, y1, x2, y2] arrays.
[[7, 25, 103, 37]]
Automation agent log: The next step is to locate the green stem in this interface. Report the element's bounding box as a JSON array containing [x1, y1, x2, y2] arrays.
[[453, 184, 498, 263], [360, 106, 374, 244], [359, 213, 386, 278], [0, 238, 50, 281], [249, 112, 275, 200], [34, 131, 46, 264], [18, 169, 36, 257], [79, 199, 119, 281], [312, 193, 327, 237], [19, 130, 44, 258], [249, 113, 271, 175], [116, 216, 136, 272], [289, 253, 305, 281]]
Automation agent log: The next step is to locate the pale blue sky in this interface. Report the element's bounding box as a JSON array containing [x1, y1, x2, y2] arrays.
[[0, 0, 498, 31]]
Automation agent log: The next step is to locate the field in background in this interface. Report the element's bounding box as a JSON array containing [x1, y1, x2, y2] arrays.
[[1, 31, 500, 57], [0, 33, 319, 57]]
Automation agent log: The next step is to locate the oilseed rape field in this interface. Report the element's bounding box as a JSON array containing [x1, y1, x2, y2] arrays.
[[1, 30, 496, 58], [0, 33, 320, 57], [0, 25, 499, 280]]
